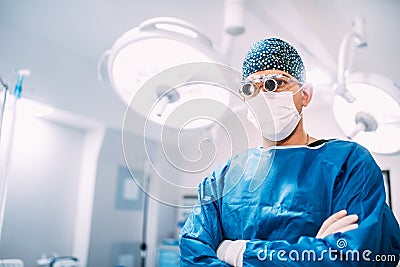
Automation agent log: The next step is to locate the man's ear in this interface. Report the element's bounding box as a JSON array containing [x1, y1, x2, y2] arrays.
[[301, 83, 313, 107]]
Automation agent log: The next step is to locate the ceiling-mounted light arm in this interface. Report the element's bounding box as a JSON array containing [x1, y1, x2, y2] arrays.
[[224, 0, 245, 36], [335, 16, 367, 103], [220, 0, 246, 61], [351, 16, 368, 47]]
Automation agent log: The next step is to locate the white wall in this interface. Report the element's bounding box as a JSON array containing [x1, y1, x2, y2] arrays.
[[87, 129, 145, 267], [0, 114, 85, 265], [73, 127, 105, 267]]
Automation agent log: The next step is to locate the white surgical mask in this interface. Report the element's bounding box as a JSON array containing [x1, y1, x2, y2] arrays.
[[247, 87, 303, 141]]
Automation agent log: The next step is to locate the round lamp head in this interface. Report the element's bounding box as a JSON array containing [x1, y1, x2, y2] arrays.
[[98, 17, 229, 129], [333, 73, 400, 154]]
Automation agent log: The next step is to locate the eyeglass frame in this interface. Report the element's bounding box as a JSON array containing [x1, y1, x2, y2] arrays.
[[239, 73, 304, 99]]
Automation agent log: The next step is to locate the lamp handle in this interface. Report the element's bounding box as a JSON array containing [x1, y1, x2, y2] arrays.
[[138, 17, 214, 49], [97, 50, 112, 89]]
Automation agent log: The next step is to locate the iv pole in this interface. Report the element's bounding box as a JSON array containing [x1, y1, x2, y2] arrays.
[[0, 69, 29, 242], [0, 77, 9, 138], [140, 160, 150, 267]]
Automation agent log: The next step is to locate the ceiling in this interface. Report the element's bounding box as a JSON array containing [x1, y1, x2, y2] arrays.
[[1, 0, 399, 130]]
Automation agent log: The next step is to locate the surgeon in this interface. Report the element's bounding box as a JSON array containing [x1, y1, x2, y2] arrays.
[[179, 38, 400, 266]]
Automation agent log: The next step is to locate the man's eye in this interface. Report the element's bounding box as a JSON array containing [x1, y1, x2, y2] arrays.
[[276, 80, 286, 86]]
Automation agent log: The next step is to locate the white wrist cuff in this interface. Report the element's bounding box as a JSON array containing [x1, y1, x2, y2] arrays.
[[216, 240, 248, 267]]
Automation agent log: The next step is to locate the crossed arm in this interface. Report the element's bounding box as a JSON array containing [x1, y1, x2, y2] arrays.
[[216, 210, 359, 267]]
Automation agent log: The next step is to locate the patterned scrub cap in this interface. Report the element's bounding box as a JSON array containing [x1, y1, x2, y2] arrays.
[[242, 38, 306, 82]]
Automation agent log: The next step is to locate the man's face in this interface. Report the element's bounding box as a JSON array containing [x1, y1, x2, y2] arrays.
[[246, 69, 305, 113]]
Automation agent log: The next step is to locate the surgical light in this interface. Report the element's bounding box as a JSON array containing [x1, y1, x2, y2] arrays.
[[333, 73, 400, 154], [332, 16, 400, 154], [97, 17, 231, 129]]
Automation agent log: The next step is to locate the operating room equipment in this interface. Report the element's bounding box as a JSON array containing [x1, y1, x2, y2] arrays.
[[332, 17, 400, 154], [0, 259, 24, 267], [0, 77, 9, 138], [98, 0, 247, 127], [333, 73, 400, 154], [37, 255, 79, 267], [154, 87, 180, 117], [0, 69, 29, 242], [139, 161, 150, 267], [334, 16, 367, 103], [97, 17, 223, 108], [346, 111, 378, 139]]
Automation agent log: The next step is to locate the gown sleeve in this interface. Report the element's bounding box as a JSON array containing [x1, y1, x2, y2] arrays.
[[241, 144, 400, 266], [179, 160, 231, 266]]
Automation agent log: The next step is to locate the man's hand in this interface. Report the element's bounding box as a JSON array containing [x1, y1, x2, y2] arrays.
[[316, 210, 359, 238]]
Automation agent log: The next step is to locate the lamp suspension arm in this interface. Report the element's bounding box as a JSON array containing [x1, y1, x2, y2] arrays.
[[0, 69, 29, 243], [220, 0, 246, 61], [335, 16, 367, 103], [337, 32, 354, 87]]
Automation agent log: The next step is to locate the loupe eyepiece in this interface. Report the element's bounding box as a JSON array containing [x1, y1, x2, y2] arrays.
[[240, 83, 258, 98], [264, 78, 278, 91]]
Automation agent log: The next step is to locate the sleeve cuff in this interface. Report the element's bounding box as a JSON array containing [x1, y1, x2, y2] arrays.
[[217, 240, 248, 267]]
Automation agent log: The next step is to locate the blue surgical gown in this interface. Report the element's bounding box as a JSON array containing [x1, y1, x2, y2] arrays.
[[179, 140, 400, 266]]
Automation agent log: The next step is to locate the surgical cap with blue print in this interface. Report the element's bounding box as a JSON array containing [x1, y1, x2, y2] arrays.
[[242, 38, 306, 83]]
